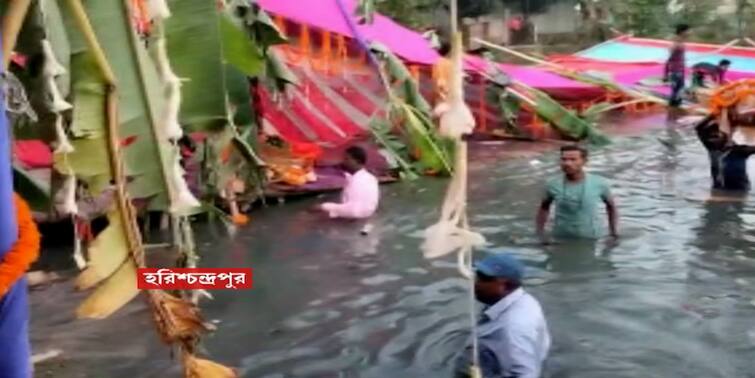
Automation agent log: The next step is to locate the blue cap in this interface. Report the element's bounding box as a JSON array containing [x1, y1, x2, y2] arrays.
[[474, 253, 524, 282]]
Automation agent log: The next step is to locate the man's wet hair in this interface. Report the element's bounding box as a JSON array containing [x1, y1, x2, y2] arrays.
[[675, 23, 690, 36], [561, 145, 588, 159], [720, 59, 732, 67], [345, 146, 368, 165]]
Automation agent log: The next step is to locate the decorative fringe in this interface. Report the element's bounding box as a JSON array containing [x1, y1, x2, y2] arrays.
[[423, 219, 486, 259], [53, 114, 74, 154], [153, 37, 184, 140], [147, 0, 171, 20], [60, 175, 79, 216], [47, 77, 72, 113], [436, 34, 475, 139], [164, 85, 184, 140], [41, 39, 66, 78], [421, 142, 485, 260], [169, 156, 201, 214], [72, 217, 86, 270]]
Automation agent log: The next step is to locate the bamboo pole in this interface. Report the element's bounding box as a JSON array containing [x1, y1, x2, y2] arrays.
[[473, 38, 670, 106], [694, 39, 740, 58], [1, 0, 32, 70], [64, 0, 143, 265]]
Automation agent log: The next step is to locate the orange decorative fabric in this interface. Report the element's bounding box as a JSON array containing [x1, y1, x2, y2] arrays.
[[0, 194, 41, 298], [432, 57, 452, 101], [709, 79, 755, 114]]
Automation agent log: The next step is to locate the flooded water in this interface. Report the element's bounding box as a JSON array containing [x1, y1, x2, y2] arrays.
[[31, 115, 755, 377]]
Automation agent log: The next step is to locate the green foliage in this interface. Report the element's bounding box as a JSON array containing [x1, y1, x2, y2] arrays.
[[13, 165, 51, 211], [368, 117, 419, 180], [368, 42, 453, 176], [219, 15, 265, 77], [609, 0, 668, 37], [359, 0, 446, 29], [497, 93, 524, 136], [531, 90, 610, 145], [601, 0, 749, 42], [164, 0, 227, 130], [64, 0, 177, 209]]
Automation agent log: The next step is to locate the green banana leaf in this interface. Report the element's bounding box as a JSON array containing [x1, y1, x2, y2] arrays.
[[62, 53, 111, 194], [370, 42, 432, 114], [497, 94, 524, 136], [367, 42, 452, 177], [165, 0, 265, 131], [63, 0, 174, 210], [499, 94, 521, 123], [226, 65, 254, 127], [582, 101, 614, 124], [386, 102, 452, 175], [219, 14, 264, 77], [8, 0, 71, 141], [532, 91, 610, 145], [262, 48, 298, 93], [229, 0, 288, 47], [368, 117, 419, 180], [13, 165, 51, 211], [164, 0, 227, 131]]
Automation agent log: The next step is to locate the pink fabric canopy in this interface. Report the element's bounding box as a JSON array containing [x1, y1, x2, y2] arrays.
[[464, 56, 604, 100], [258, 0, 602, 96], [258, 0, 439, 65]]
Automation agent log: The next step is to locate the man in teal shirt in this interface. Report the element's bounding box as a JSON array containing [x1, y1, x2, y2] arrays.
[[536, 145, 619, 241]]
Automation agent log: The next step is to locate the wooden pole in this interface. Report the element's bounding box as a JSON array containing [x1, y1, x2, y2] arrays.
[[1, 0, 32, 70], [473, 37, 669, 105]]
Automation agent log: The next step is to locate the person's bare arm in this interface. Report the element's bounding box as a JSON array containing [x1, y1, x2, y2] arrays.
[[604, 197, 619, 238], [536, 197, 553, 242]]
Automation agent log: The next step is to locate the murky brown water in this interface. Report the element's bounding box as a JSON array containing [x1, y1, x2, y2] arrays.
[[30, 114, 755, 377]]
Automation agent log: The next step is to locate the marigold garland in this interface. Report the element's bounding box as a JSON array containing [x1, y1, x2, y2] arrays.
[[0, 194, 41, 298]]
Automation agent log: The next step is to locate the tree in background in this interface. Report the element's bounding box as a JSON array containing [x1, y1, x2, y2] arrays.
[[372, 0, 554, 30], [579, 0, 751, 43], [735, 0, 755, 39]]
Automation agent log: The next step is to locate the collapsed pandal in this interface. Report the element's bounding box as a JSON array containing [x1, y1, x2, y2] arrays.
[[13, 0, 755, 211]]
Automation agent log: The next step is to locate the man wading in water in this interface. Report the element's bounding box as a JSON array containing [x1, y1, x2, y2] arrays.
[[456, 253, 551, 378], [316, 146, 380, 219], [536, 145, 619, 242], [695, 112, 755, 192]]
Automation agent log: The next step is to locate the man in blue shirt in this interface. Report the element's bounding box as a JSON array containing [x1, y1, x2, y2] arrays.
[[456, 254, 551, 378], [536, 145, 619, 241]]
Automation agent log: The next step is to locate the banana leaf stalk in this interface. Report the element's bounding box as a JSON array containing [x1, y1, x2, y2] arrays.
[[369, 43, 453, 176], [367, 116, 419, 180], [472, 55, 609, 143]]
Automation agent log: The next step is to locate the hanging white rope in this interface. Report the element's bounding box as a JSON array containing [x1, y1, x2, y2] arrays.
[[421, 1, 484, 376]]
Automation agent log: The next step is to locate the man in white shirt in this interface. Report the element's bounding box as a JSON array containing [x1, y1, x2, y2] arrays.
[[456, 253, 551, 378], [318, 146, 379, 219]]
